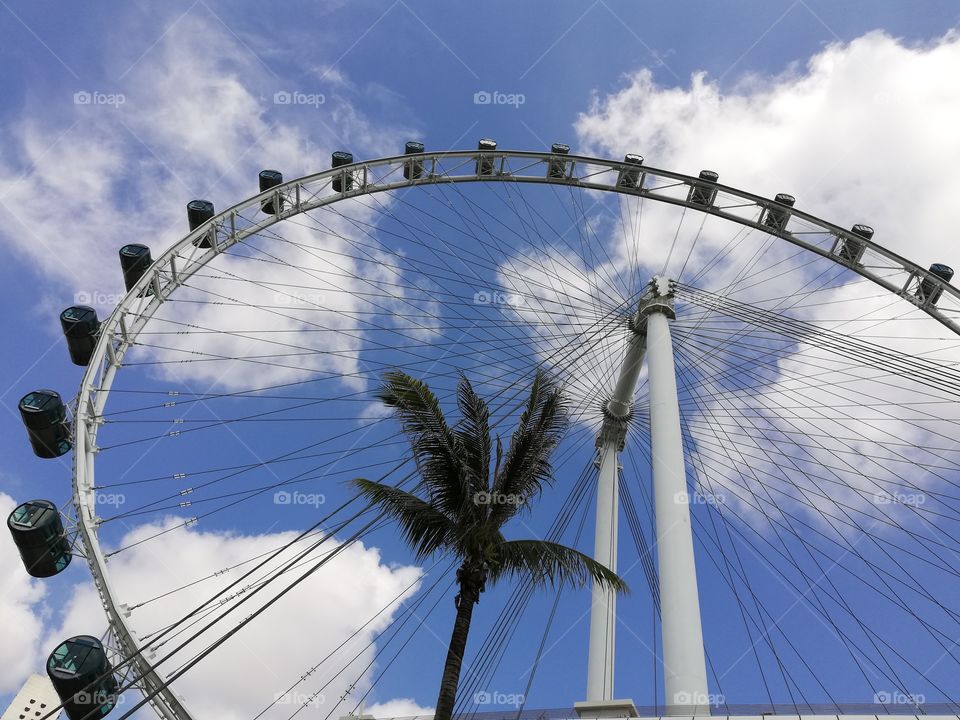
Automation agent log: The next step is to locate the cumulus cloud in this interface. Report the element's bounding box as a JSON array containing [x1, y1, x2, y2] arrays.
[[576, 30, 960, 267], [366, 698, 434, 719], [0, 492, 49, 694], [30, 518, 424, 720], [0, 9, 419, 392], [0, 504, 430, 716]]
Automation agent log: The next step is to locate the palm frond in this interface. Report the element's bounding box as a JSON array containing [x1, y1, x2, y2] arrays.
[[351, 478, 458, 560], [491, 370, 569, 525], [377, 371, 473, 519], [489, 539, 629, 593], [455, 374, 492, 503]]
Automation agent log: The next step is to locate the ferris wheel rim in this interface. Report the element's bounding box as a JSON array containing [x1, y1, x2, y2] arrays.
[[70, 147, 960, 720]]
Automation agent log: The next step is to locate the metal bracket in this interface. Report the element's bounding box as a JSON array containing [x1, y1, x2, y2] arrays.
[[596, 411, 628, 451], [639, 275, 677, 320]]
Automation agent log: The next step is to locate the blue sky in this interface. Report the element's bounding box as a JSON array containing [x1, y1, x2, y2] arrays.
[[3, 2, 960, 718]]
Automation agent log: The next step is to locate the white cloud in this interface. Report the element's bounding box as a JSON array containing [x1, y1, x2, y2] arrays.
[[501, 31, 960, 536], [494, 248, 643, 417], [34, 519, 424, 720], [0, 10, 420, 393], [366, 698, 434, 719], [576, 30, 960, 268], [0, 503, 431, 716], [0, 493, 49, 694]]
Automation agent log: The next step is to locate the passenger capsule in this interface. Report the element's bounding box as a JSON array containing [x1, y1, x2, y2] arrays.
[[187, 200, 215, 230], [762, 193, 796, 232], [259, 170, 283, 215], [617, 154, 644, 189], [118, 244, 152, 293], [687, 170, 719, 207], [47, 636, 119, 720], [919, 263, 954, 305], [18, 390, 71, 459], [331, 151, 354, 192], [8, 499, 72, 577], [403, 141, 425, 180], [838, 224, 873, 264], [60, 306, 100, 367], [476, 138, 497, 177], [547, 143, 570, 179], [187, 200, 215, 248]]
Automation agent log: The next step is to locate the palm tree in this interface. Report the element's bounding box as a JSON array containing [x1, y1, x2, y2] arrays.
[[352, 369, 627, 720]]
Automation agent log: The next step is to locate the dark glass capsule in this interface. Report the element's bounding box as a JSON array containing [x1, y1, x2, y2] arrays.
[[687, 170, 719, 207], [187, 200, 215, 230], [617, 154, 644, 189], [762, 193, 796, 232], [403, 141, 425, 180], [60, 306, 100, 366], [47, 636, 119, 720], [838, 223, 873, 264], [187, 200, 215, 248], [18, 390, 71, 459], [476, 138, 497, 177], [118, 244, 152, 293], [8, 499, 71, 577], [547, 143, 570, 179], [259, 170, 284, 215], [331, 151, 354, 192], [919, 263, 954, 305]]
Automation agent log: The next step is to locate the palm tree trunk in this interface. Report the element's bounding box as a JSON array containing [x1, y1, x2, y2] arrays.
[[433, 577, 480, 720]]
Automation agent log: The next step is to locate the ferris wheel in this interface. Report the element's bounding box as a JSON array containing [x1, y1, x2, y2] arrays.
[[10, 141, 960, 720]]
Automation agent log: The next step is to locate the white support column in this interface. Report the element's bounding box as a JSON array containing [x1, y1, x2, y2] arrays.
[[577, 310, 647, 720], [644, 281, 709, 716], [585, 435, 620, 702]]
